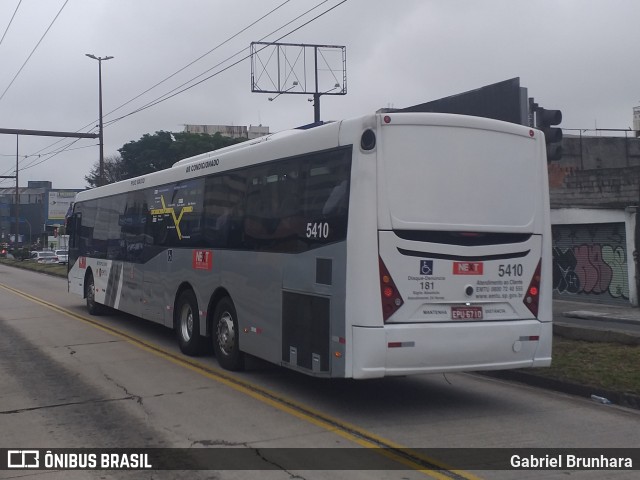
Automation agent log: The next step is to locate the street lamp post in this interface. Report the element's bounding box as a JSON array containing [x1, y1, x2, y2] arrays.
[[86, 54, 114, 187]]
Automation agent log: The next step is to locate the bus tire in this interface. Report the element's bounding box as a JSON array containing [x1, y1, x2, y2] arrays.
[[175, 290, 205, 356], [212, 297, 244, 371], [86, 271, 105, 315]]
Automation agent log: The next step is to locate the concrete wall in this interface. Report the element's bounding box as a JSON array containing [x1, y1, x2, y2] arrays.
[[549, 166, 640, 208], [549, 136, 640, 209], [561, 136, 640, 170]]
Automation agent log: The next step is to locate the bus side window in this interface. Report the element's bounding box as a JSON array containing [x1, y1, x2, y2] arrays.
[[203, 173, 245, 249], [242, 164, 304, 252], [322, 179, 348, 215], [303, 151, 352, 243], [242, 173, 264, 248]]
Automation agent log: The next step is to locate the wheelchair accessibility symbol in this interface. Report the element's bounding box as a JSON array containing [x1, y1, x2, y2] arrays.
[[420, 260, 433, 275]]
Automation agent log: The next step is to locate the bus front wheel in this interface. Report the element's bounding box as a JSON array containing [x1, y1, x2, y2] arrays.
[[176, 290, 204, 356], [212, 297, 244, 371]]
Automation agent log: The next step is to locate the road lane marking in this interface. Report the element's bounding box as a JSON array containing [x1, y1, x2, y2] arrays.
[[0, 282, 481, 480]]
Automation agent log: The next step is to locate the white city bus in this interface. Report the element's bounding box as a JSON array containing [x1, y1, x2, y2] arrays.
[[67, 112, 552, 379]]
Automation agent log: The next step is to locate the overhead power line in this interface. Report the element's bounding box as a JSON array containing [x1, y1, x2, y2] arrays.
[[0, 0, 69, 104], [0, 0, 294, 179], [20, 139, 97, 172], [0, 0, 22, 48], [105, 0, 346, 127], [0, 0, 348, 182], [104, 0, 294, 121]]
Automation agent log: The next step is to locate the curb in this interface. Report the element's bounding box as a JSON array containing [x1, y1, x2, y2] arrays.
[[554, 322, 640, 345], [481, 370, 640, 410], [562, 310, 640, 326]]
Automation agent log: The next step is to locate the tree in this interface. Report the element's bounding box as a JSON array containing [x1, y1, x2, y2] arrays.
[[85, 131, 247, 188], [84, 154, 126, 188], [118, 131, 246, 180]]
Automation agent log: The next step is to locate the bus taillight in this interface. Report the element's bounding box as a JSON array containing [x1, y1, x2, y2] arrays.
[[379, 256, 404, 322], [523, 260, 542, 317]]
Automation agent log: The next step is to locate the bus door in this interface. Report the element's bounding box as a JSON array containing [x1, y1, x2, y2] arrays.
[[141, 244, 165, 323], [67, 211, 81, 279]]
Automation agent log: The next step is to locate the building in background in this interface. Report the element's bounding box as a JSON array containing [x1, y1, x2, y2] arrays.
[[0, 180, 82, 249], [183, 124, 269, 140]]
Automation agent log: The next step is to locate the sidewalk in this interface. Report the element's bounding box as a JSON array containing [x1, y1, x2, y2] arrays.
[[553, 298, 640, 325], [552, 298, 640, 345]]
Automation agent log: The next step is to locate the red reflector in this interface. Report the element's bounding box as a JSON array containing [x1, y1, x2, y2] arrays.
[[383, 115, 391, 123], [388, 342, 402, 348], [379, 256, 404, 322], [523, 260, 542, 317], [529, 336, 540, 341]]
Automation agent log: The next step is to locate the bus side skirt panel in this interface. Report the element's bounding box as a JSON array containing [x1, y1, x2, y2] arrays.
[[282, 292, 330, 372]]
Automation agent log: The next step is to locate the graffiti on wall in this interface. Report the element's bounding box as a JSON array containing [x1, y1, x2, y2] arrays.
[[552, 223, 629, 301]]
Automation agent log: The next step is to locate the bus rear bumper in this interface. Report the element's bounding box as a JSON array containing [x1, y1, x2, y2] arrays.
[[351, 320, 552, 379]]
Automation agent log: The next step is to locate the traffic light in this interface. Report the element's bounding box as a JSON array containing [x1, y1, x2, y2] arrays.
[[535, 107, 563, 161]]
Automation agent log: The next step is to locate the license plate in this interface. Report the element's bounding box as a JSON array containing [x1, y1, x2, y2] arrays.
[[451, 306, 483, 320]]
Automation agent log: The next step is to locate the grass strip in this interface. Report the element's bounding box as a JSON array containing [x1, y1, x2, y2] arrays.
[[529, 336, 640, 395]]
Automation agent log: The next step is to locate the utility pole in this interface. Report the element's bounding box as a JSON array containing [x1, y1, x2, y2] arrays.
[[15, 135, 18, 254], [86, 54, 114, 186]]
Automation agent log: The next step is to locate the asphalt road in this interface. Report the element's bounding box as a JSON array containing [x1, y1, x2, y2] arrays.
[[1, 264, 639, 480]]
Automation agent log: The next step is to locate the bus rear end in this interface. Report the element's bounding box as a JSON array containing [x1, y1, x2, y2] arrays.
[[350, 113, 552, 379]]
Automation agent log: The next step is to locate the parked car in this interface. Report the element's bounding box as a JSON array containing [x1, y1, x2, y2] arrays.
[[55, 249, 68, 264], [29, 251, 58, 264]]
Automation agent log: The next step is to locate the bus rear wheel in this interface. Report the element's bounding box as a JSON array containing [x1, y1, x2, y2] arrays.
[[212, 297, 244, 371], [176, 290, 204, 356]]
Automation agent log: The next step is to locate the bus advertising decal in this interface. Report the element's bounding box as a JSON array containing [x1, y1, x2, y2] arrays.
[[185, 158, 219, 173], [453, 262, 483, 275], [192, 250, 212, 271]]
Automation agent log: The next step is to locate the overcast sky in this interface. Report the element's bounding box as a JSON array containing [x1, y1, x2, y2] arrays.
[[0, 0, 638, 190]]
